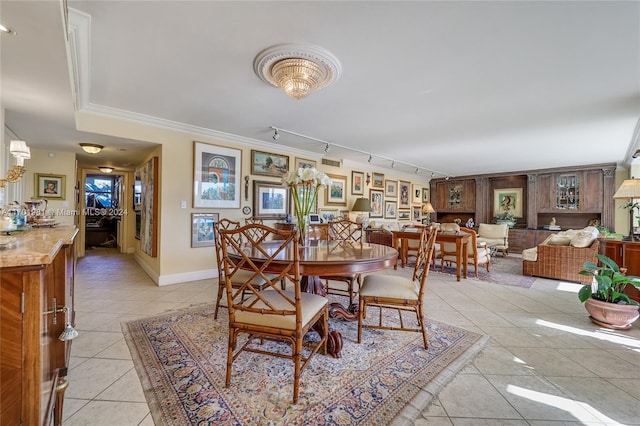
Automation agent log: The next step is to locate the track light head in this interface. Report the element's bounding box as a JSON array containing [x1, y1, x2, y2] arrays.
[[368, 154, 372, 163], [391, 161, 395, 168], [272, 129, 279, 140], [633, 149, 640, 159], [445, 176, 450, 180], [324, 143, 330, 153], [415, 168, 419, 174]]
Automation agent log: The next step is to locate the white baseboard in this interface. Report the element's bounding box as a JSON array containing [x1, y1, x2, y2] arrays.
[[132, 254, 217, 286], [158, 268, 217, 286]]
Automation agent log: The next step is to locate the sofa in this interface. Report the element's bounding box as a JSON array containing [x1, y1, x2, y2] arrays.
[[522, 227, 600, 284], [364, 220, 422, 247]]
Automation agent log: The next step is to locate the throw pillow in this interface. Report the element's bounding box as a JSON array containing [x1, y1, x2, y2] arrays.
[[570, 227, 599, 248], [546, 234, 572, 246]]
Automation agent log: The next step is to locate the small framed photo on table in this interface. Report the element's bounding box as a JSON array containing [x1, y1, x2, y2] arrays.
[[191, 213, 219, 248], [36, 173, 66, 200]]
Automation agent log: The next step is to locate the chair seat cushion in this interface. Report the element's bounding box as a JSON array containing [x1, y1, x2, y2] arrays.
[[227, 269, 274, 287], [360, 274, 419, 300], [235, 290, 327, 330]]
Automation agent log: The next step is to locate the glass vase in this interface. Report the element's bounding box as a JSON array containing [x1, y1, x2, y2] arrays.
[[297, 214, 310, 246]]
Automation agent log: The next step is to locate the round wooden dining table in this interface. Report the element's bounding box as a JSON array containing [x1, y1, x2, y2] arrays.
[[230, 240, 398, 357]]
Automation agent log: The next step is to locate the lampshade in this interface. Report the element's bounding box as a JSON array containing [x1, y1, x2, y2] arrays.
[[79, 143, 104, 154], [352, 197, 372, 212], [613, 178, 640, 199], [99, 166, 114, 173], [613, 177, 640, 241], [9, 140, 30, 158], [422, 202, 436, 214]]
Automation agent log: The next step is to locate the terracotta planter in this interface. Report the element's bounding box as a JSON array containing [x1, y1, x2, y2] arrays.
[[584, 298, 640, 330]]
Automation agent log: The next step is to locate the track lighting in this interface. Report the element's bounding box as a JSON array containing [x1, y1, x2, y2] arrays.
[[633, 149, 640, 159], [267, 126, 447, 177], [273, 129, 279, 141], [445, 176, 450, 180]]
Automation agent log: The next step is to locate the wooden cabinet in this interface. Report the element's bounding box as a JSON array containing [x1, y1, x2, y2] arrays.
[[1, 228, 77, 426], [598, 239, 640, 276], [431, 179, 475, 213]]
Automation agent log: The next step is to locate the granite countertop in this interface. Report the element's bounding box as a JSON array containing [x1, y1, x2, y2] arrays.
[[0, 226, 79, 268]]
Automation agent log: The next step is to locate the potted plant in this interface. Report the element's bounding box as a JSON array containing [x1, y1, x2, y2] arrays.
[[495, 210, 516, 228], [578, 254, 640, 329]]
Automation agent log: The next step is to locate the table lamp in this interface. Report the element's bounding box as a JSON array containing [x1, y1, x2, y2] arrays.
[[613, 177, 640, 241], [352, 197, 372, 225], [422, 202, 435, 224]]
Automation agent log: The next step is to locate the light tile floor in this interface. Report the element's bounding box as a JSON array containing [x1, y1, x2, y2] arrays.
[[63, 248, 640, 425]]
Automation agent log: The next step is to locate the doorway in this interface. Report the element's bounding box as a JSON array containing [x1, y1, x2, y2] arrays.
[[84, 173, 122, 249]]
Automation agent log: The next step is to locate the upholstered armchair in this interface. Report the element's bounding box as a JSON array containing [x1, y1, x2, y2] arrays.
[[441, 227, 490, 277], [476, 223, 509, 257]]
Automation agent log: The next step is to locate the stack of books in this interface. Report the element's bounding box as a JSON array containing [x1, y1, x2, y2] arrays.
[[542, 225, 561, 231]]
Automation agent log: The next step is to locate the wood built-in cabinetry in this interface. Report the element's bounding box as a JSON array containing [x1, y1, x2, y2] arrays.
[[1, 227, 78, 426], [598, 239, 640, 276], [430, 164, 616, 253]]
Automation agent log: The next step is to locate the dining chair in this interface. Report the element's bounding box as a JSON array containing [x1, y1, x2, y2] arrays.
[[213, 218, 271, 319], [219, 223, 328, 403], [320, 218, 363, 305], [357, 227, 438, 349], [244, 217, 265, 240], [441, 227, 490, 277]]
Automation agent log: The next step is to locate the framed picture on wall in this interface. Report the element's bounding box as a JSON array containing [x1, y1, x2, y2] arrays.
[[372, 172, 384, 188], [370, 189, 384, 218], [36, 173, 66, 200], [295, 157, 316, 170], [253, 180, 290, 219], [319, 208, 339, 222], [251, 150, 289, 177], [412, 205, 422, 221], [385, 179, 397, 198], [398, 210, 410, 220], [326, 174, 347, 205], [412, 184, 423, 204], [351, 171, 364, 195], [422, 187, 429, 202], [399, 180, 411, 209], [191, 213, 219, 248], [494, 187, 523, 218], [193, 141, 241, 208], [385, 201, 397, 219]]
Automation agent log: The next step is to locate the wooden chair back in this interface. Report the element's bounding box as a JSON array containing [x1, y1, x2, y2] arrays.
[[213, 218, 242, 279], [413, 227, 439, 299], [329, 218, 363, 244], [219, 224, 298, 322]]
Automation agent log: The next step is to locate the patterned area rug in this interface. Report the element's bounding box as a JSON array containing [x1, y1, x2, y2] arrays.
[[430, 255, 536, 288], [124, 303, 489, 425]]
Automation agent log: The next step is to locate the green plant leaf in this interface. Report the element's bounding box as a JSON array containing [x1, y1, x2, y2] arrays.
[[578, 285, 592, 303]]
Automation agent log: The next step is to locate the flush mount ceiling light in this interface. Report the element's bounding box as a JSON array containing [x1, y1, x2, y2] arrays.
[[254, 43, 342, 100], [99, 166, 114, 173], [79, 143, 104, 154]]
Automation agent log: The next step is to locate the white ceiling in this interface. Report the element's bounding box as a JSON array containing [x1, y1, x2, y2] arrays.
[[1, 1, 639, 176]]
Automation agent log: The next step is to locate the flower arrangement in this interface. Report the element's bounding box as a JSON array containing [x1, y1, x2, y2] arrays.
[[495, 210, 515, 221], [282, 167, 331, 241]]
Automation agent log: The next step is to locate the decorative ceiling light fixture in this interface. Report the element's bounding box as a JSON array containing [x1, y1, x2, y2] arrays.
[[99, 166, 114, 173], [79, 143, 104, 154], [254, 43, 342, 101]]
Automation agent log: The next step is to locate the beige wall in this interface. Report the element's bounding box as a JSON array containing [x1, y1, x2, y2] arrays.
[[24, 148, 77, 227], [75, 112, 428, 285]]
